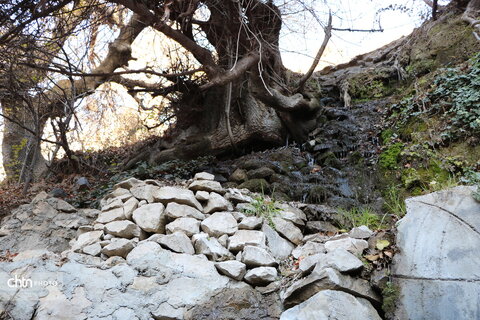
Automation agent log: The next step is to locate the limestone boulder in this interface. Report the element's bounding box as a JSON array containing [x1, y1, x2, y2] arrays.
[[201, 212, 238, 237], [132, 203, 167, 233]]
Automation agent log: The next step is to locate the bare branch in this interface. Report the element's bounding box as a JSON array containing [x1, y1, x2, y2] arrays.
[[296, 12, 332, 93]]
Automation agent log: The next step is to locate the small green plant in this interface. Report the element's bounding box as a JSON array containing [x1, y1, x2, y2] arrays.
[[379, 143, 404, 170], [338, 207, 386, 230], [384, 185, 407, 217], [382, 281, 400, 315], [242, 194, 280, 229]]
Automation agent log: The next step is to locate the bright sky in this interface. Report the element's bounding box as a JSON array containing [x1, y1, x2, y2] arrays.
[[280, 0, 439, 72]]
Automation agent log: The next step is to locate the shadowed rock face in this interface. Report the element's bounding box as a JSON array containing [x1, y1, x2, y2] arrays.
[[392, 186, 480, 320]]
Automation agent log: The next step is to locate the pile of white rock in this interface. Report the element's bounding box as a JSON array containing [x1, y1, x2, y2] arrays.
[[71, 172, 307, 286], [67, 172, 383, 319]]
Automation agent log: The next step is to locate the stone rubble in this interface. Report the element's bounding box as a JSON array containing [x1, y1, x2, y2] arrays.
[[0, 173, 384, 320]]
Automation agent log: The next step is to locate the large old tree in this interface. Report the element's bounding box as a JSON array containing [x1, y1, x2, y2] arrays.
[[0, 0, 479, 182]]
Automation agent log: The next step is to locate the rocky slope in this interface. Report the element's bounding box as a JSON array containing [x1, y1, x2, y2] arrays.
[[0, 172, 390, 320]]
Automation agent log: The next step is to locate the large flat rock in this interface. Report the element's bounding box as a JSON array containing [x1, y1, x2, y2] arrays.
[[392, 186, 480, 320]]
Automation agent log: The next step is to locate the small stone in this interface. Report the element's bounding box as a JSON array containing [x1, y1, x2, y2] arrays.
[[225, 189, 254, 204], [229, 168, 248, 183], [194, 172, 215, 180], [154, 186, 203, 211], [104, 220, 142, 239], [72, 231, 103, 252], [323, 248, 363, 273], [166, 217, 200, 237], [324, 237, 368, 255], [189, 180, 224, 194], [83, 243, 101, 256], [93, 223, 104, 231], [262, 223, 295, 260], [165, 202, 206, 220], [123, 197, 139, 220], [78, 225, 93, 234], [102, 198, 124, 211], [292, 241, 326, 259], [272, 217, 303, 245], [218, 234, 229, 247], [76, 177, 91, 191], [204, 193, 231, 214], [158, 232, 195, 254], [96, 207, 126, 224], [102, 238, 135, 258], [194, 237, 234, 262], [241, 245, 277, 267], [201, 212, 238, 237], [232, 211, 247, 221], [130, 184, 161, 203], [132, 203, 167, 233], [239, 216, 263, 230], [113, 177, 143, 190], [47, 198, 77, 213], [228, 230, 266, 252], [195, 191, 210, 201], [215, 261, 247, 280], [244, 267, 277, 285], [349, 225, 373, 239], [153, 303, 185, 320]]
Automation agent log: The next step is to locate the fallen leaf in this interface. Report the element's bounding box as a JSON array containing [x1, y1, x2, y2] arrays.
[[376, 240, 390, 250], [365, 254, 380, 261]]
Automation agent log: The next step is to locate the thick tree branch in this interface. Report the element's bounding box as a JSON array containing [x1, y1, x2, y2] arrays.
[[296, 12, 332, 93], [199, 53, 260, 90]]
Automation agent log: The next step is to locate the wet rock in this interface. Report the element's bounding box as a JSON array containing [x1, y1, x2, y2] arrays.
[[194, 236, 234, 262], [215, 261, 247, 280], [247, 167, 275, 179], [280, 290, 381, 320], [102, 238, 135, 258], [305, 221, 338, 234], [244, 267, 277, 285], [132, 203, 167, 233], [165, 217, 200, 237], [165, 202, 206, 220], [228, 230, 266, 252], [238, 216, 263, 230], [204, 192, 231, 214], [324, 237, 368, 255], [262, 223, 295, 260], [158, 232, 195, 254], [154, 186, 203, 211], [238, 179, 270, 193], [105, 220, 143, 239], [229, 168, 248, 183], [189, 180, 224, 194], [201, 212, 238, 237], [349, 225, 373, 239], [241, 245, 277, 267], [272, 217, 303, 245]]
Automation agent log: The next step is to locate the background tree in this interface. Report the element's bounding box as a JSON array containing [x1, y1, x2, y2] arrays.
[[0, 0, 478, 183]]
